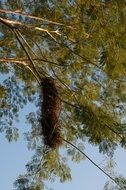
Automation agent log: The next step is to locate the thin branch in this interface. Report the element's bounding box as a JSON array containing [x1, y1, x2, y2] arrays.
[[63, 139, 125, 190], [0, 57, 68, 67], [0, 58, 26, 65], [0, 58, 41, 83], [0, 9, 74, 28], [51, 67, 77, 93], [51, 67, 81, 107], [0, 58, 47, 79], [61, 100, 126, 146], [105, 124, 124, 140], [0, 17, 102, 71], [23, 34, 69, 68], [0, 16, 24, 27], [15, 31, 38, 58], [0, 16, 61, 38], [14, 30, 47, 77], [13, 29, 42, 83], [60, 99, 79, 108], [0, 17, 42, 84], [14, 31, 57, 77], [58, 40, 102, 70]]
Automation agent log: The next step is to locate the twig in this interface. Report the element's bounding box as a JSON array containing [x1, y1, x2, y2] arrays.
[[13, 29, 42, 83], [54, 37, 104, 71], [105, 124, 124, 141], [63, 139, 125, 190], [60, 99, 78, 108], [0, 17, 62, 37], [51, 67, 76, 93], [0, 58, 47, 80], [14, 30, 47, 77], [0, 57, 68, 67], [0, 17, 42, 84], [0, 9, 74, 28]]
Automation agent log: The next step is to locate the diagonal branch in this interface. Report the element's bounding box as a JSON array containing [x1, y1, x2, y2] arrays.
[[13, 29, 42, 82], [0, 16, 61, 39], [0, 9, 74, 29], [63, 139, 125, 190], [0, 18, 42, 84], [0, 58, 40, 82], [0, 58, 68, 67], [0, 17, 102, 71]]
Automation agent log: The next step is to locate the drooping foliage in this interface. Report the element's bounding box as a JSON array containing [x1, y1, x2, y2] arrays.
[[0, 0, 126, 189]]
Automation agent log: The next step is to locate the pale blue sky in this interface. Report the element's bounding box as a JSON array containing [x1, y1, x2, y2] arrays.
[[0, 103, 126, 190]]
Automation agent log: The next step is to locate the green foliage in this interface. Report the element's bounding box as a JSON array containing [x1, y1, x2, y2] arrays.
[[0, 0, 126, 189]]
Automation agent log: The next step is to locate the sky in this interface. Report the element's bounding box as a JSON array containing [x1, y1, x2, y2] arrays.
[[0, 103, 126, 190]]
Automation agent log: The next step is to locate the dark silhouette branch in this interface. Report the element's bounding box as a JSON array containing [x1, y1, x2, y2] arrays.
[[51, 67, 77, 93], [0, 58, 40, 80], [105, 124, 123, 140], [0, 18, 42, 84], [12, 29, 42, 84], [50, 35, 103, 71], [13, 30, 47, 78], [61, 99, 126, 145], [63, 139, 125, 190], [60, 99, 78, 108]]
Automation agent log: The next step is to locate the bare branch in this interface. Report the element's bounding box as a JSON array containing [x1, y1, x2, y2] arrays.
[[0, 17, 102, 71], [0, 58, 68, 67], [63, 139, 125, 190], [0, 17, 62, 38], [0, 17, 42, 83], [0, 58, 40, 83], [0, 58, 26, 65], [55, 39, 103, 71], [0, 9, 74, 29], [13, 29, 42, 82]]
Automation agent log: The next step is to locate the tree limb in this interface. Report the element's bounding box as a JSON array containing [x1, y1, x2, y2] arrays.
[[13, 29, 42, 83], [63, 139, 125, 190], [0, 16, 61, 38], [0, 58, 40, 82], [0, 9, 74, 29], [0, 18, 42, 84], [0, 58, 67, 67]]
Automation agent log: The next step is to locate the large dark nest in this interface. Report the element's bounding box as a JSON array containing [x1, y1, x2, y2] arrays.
[[41, 77, 62, 148]]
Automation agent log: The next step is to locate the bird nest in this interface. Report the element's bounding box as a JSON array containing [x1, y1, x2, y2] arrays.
[[40, 77, 62, 148]]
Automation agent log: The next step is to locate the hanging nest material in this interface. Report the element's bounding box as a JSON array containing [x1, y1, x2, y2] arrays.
[[41, 77, 62, 148]]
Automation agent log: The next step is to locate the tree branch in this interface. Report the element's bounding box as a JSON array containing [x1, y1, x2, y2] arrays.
[[0, 16, 102, 71], [12, 29, 42, 83], [63, 139, 125, 190], [0, 57, 68, 67], [0, 58, 40, 82], [0, 16, 62, 38], [0, 9, 74, 29], [0, 18, 42, 84]]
